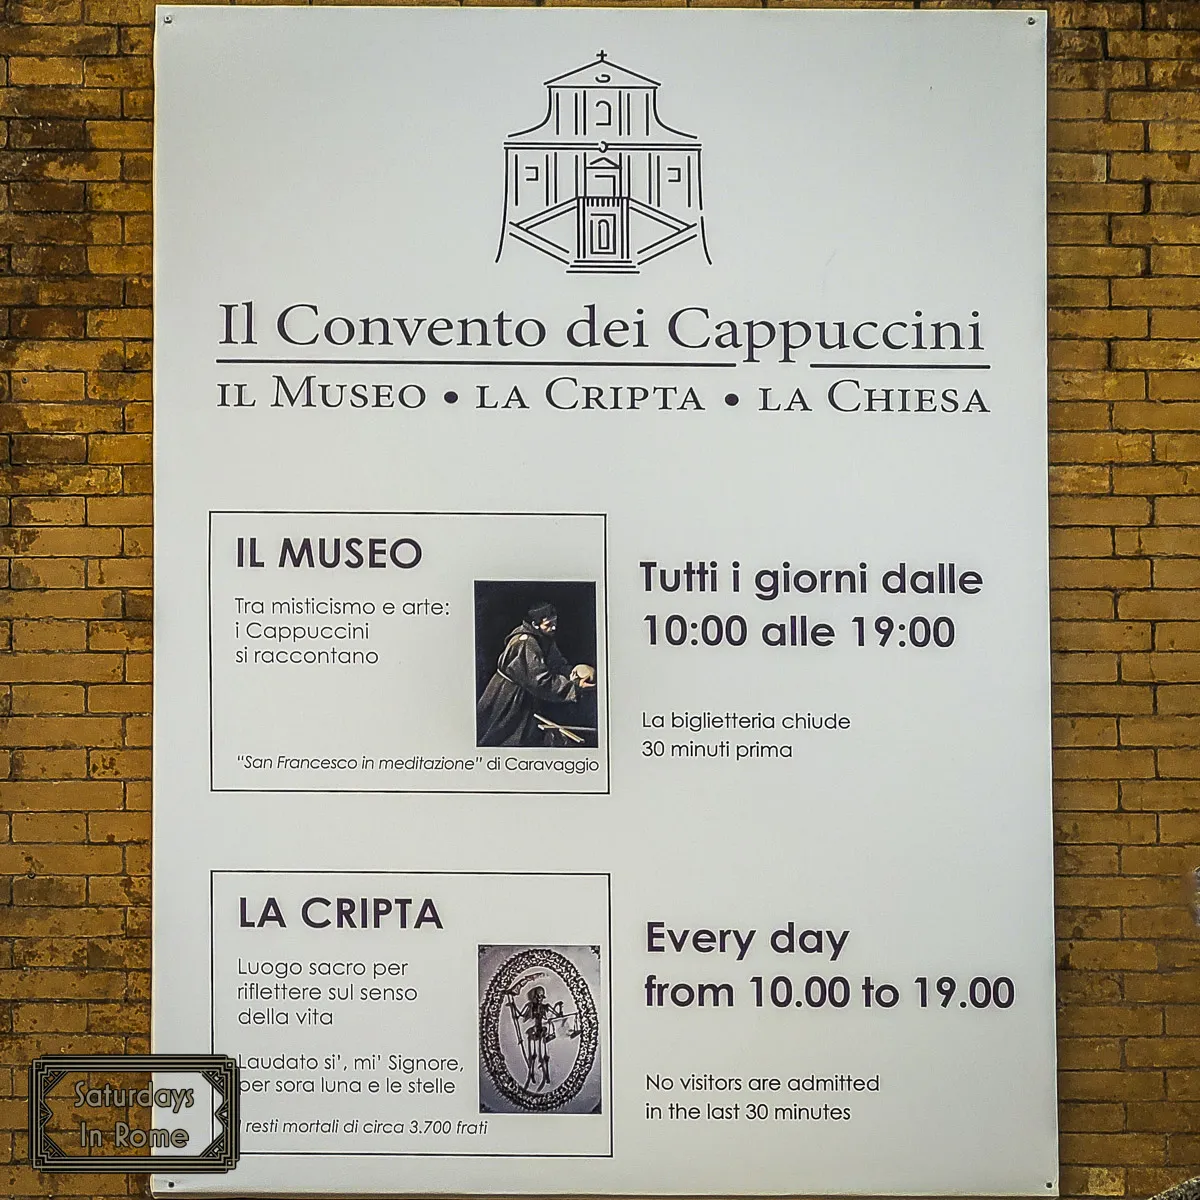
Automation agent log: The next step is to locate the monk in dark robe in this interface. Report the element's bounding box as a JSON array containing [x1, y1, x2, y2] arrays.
[[476, 603, 595, 747]]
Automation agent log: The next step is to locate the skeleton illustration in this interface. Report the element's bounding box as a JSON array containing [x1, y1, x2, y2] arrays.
[[503, 973, 584, 1092]]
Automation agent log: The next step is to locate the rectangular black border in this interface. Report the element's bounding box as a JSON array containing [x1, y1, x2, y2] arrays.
[[29, 1054, 239, 1173], [205, 510, 611, 795], [209, 869, 614, 1159]]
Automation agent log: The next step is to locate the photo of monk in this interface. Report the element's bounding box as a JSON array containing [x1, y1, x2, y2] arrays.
[[474, 581, 599, 749]]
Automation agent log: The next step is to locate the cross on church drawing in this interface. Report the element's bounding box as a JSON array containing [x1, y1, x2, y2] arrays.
[[497, 52, 711, 274]]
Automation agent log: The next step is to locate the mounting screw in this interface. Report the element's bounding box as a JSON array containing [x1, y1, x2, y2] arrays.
[[1027, 15, 1035, 23], [164, 12, 172, 21]]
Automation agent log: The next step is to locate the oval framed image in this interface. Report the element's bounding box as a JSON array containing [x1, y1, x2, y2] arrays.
[[479, 946, 601, 1114]]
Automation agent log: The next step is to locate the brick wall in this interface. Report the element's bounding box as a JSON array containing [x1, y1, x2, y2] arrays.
[[1, 1, 1197, 1198]]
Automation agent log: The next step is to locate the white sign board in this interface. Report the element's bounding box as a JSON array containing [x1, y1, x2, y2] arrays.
[[154, 9, 1055, 1195]]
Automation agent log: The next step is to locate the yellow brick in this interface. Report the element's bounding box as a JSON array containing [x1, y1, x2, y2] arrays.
[[86, 244, 152, 274], [0, 967, 124, 1000], [1051, 527, 1114, 557], [1059, 843, 1121, 875], [87, 620, 150, 650], [1058, 684, 1155, 715], [1123, 651, 1200, 682], [1151, 182, 1200, 213], [1118, 528, 1185, 555], [1050, 90, 1108, 121], [1157, 622, 1200, 651], [124, 715, 151, 746], [1119, 587, 1200, 618], [125, 401, 153, 431], [1050, 339, 1108, 370], [1058, 374, 1148, 405], [1061, 1131, 1166, 1166], [1055, 748, 1157, 778], [1159, 747, 1200, 776], [1112, 92, 1200, 121], [0, 403, 121, 436], [85, 119, 152, 149], [0, 844, 123, 875], [124, 212, 153, 241], [88, 813, 147, 843], [1048, 181, 1145, 213], [1129, 1171, 1200, 1198], [10, 684, 85, 714], [1121, 714, 1200, 746], [8, 57, 83, 86], [122, 526, 151, 556], [11, 619, 87, 651], [1053, 652, 1118, 683], [1116, 400, 1200, 429], [11, 749, 87, 779], [86, 495, 151, 525], [2, 780, 123, 812], [1108, 31, 1200, 57], [1048, 120, 1145, 152], [83, 56, 152, 88], [1123, 845, 1200, 875], [0, 716, 123, 749], [1050, 308, 1148, 338], [7, 554, 83, 588], [1156, 496, 1200, 523], [87, 181, 151, 211], [1063, 940, 1159, 971], [1055, 779, 1121, 813], [88, 748, 149, 779], [1116, 464, 1200, 493], [86, 683, 150, 713], [1052, 432, 1153, 463], [1060, 1071, 1163, 1103], [1115, 341, 1200, 370], [1051, 464, 1110, 494], [124, 652, 151, 683], [1051, 278, 1110, 308], [1050, 214, 1110, 246], [1113, 277, 1200, 306], [1049, 152, 1108, 183], [9, 497, 87, 525], [1152, 245, 1200, 274], [1155, 560, 1200, 588], [87, 556, 152, 588], [1116, 214, 1200, 245], [1150, 373, 1200, 401], [9, 372, 85, 402], [11, 1003, 88, 1033], [87, 307, 151, 338], [1053, 496, 1153, 525], [10, 812, 86, 842], [87, 433, 151, 463], [1055, 716, 1119, 748], [123, 465, 153, 492], [1152, 310, 1200, 339], [1050, 245, 1147, 276], [0, 526, 122, 557], [1054, 558, 1152, 589], [125, 780, 151, 809]]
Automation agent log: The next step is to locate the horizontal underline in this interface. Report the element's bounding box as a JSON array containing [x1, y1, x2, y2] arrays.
[[215, 357, 737, 369], [808, 362, 992, 370]]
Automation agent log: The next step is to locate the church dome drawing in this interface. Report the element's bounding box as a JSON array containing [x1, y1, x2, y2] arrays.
[[496, 52, 711, 274]]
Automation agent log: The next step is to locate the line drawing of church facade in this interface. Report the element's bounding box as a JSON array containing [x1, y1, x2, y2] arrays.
[[496, 52, 712, 274]]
